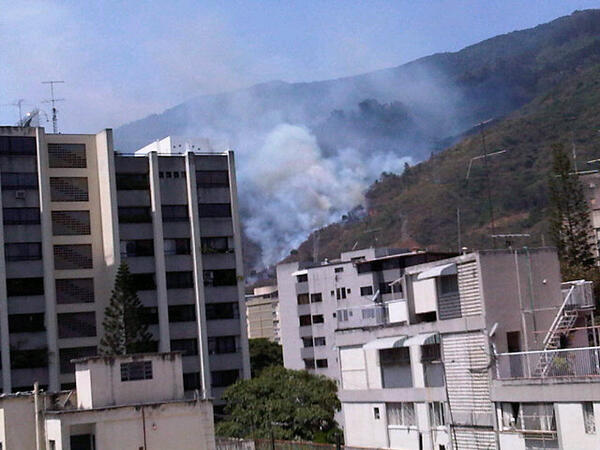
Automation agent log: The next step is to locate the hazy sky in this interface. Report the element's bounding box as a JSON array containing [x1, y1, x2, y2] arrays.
[[1, 0, 598, 133]]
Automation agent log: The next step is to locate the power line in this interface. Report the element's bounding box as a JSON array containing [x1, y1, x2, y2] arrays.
[[42, 80, 65, 133]]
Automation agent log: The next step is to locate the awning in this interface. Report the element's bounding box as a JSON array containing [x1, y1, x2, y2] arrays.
[[291, 269, 308, 277], [417, 263, 457, 280], [403, 332, 439, 346], [363, 336, 407, 350]]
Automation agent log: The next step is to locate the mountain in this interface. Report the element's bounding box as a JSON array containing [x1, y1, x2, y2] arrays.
[[113, 9, 600, 270]]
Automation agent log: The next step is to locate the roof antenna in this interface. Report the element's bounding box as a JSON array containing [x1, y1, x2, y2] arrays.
[[42, 80, 65, 133]]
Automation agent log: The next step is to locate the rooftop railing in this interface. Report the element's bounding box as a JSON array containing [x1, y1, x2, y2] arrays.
[[336, 300, 407, 330]]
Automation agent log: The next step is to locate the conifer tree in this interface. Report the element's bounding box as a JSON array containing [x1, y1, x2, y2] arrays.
[[100, 262, 153, 355], [548, 143, 595, 268]]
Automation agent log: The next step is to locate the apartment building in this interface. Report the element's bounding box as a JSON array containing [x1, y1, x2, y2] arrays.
[[0, 352, 215, 450], [276, 248, 451, 380], [335, 247, 600, 450], [580, 172, 600, 258], [0, 127, 250, 406], [245, 284, 280, 342]]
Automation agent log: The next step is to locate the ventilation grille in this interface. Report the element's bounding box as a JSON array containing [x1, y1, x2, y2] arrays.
[[52, 210, 91, 235], [54, 244, 93, 270], [48, 143, 87, 168], [56, 278, 94, 304], [50, 177, 89, 202]]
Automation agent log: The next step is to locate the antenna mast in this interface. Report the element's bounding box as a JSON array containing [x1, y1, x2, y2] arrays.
[[42, 80, 65, 133]]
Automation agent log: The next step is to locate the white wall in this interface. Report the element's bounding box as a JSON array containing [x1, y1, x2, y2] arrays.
[[556, 402, 600, 450], [343, 402, 388, 448], [339, 346, 367, 390]]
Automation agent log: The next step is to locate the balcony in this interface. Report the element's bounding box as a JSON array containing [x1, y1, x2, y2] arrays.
[[561, 280, 594, 310], [495, 346, 600, 380], [336, 300, 407, 330]]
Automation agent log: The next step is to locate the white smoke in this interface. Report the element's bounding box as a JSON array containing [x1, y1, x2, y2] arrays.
[[238, 123, 412, 266]]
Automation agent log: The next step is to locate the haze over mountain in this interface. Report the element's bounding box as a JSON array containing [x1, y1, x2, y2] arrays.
[[114, 9, 600, 269]]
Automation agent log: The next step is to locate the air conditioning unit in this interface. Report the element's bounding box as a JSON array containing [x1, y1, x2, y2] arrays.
[[15, 190, 26, 200]]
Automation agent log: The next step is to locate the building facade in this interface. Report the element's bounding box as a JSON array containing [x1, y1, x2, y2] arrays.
[[335, 247, 600, 450], [245, 285, 280, 342], [0, 127, 250, 405]]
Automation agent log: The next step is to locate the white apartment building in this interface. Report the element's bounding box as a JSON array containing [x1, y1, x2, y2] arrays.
[[0, 352, 215, 450], [0, 127, 250, 410], [335, 247, 600, 450], [245, 285, 280, 342]]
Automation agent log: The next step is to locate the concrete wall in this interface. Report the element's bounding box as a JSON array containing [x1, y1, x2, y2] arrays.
[[0, 395, 38, 449], [556, 402, 600, 450]]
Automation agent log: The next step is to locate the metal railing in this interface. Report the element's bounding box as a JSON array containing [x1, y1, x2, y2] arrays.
[[561, 280, 594, 309], [495, 346, 600, 380], [336, 304, 388, 329]]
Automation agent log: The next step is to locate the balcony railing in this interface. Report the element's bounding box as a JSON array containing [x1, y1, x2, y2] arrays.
[[336, 300, 407, 330], [495, 346, 600, 380], [561, 280, 594, 309]]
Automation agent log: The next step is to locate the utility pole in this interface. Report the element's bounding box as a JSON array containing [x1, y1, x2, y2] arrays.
[[42, 80, 65, 133]]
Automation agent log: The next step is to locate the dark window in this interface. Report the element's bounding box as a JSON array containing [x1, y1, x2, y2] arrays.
[[196, 170, 229, 187], [131, 273, 156, 291], [168, 304, 196, 322], [56, 278, 94, 304], [6, 277, 44, 296], [48, 143, 86, 168], [334, 267, 344, 273], [302, 337, 314, 348], [166, 271, 194, 289], [162, 205, 188, 222], [380, 347, 411, 365], [198, 203, 231, 218], [201, 237, 232, 253], [205, 302, 239, 320], [54, 244, 93, 269], [116, 173, 149, 190], [11, 348, 47, 369], [204, 269, 237, 286], [297, 294, 310, 305], [421, 344, 441, 362], [312, 314, 324, 324], [118, 207, 151, 223], [336, 288, 347, 300], [120, 239, 154, 258], [379, 282, 393, 295], [5, 242, 42, 261], [310, 293, 322, 303], [3, 208, 40, 225], [299, 315, 312, 326], [57, 312, 96, 338], [171, 339, 198, 356], [296, 274, 308, 283], [314, 337, 326, 346], [183, 372, 201, 390], [70, 435, 94, 450], [49, 177, 88, 202], [304, 359, 315, 369], [360, 286, 374, 296], [141, 307, 159, 325], [164, 238, 190, 255], [0, 136, 36, 155], [440, 275, 459, 294], [51, 210, 91, 235], [1, 172, 38, 190], [316, 358, 328, 368], [211, 369, 239, 387], [120, 361, 152, 381], [59, 346, 96, 373], [9, 313, 45, 333], [208, 336, 237, 354]]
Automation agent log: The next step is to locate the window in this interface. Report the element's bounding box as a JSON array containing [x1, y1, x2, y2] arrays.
[[440, 275, 458, 294], [312, 314, 324, 324], [162, 205, 188, 222], [164, 238, 191, 255], [334, 267, 344, 273], [201, 237, 232, 253], [183, 372, 201, 390], [296, 274, 308, 283], [54, 244, 93, 269], [0, 136, 36, 155], [57, 312, 96, 338], [171, 339, 198, 356], [297, 294, 310, 305], [11, 348, 47, 369], [211, 369, 239, 387], [304, 359, 315, 369], [336, 287, 347, 300], [374, 407, 381, 420], [49, 177, 88, 202], [380, 347, 410, 365], [204, 269, 237, 286], [3, 208, 40, 225], [48, 143, 86, 168], [118, 207, 151, 223], [116, 173, 149, 190], [302, 337, 314, 348], [52, 210, 91, 235], [7, 277, 43, 296], [56, 278, 94, 304], [196, 170, 229, 187], [429, 402, 446, 427], [9, 313, 45, 333], [131, 273, 156, 291], [502, 403, 556, 432], [120, 361, 153, 381], [208, 336, 237, 354], [421, 344, 441, 362], [198, 203, 231, 218], [387, 403, 416, 426], [314, 337, 326, 346], [379, 282, 393, 295], [360, 286, 374, 296], [166, 271, 194, 289], [583, 402, 596, 434], [310, 293, 322, 303], [168, 304, 196, 322], [5, 242, 41, 261], [59, 346, 96, 373], [206, 302, 239, 320], [316, 358, 328, 368], [141, 307, 159, 324], [1, 172, 38, 190], [299, 315, 312, 326], [121, 239, 154, 258]]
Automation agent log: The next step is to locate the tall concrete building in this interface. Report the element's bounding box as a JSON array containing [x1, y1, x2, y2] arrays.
[[0, 127, 250, 406]]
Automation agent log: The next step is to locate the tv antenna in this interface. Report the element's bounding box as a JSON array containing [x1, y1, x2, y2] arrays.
[[1, 99, 26, 124], [42, 80, 64, 133]]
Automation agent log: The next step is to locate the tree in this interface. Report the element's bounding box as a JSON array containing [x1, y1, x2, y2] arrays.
[[249, 338, 283, 377], [216, 366, 341, 443], [100, 262, 153, 355], [548, 143, 595, 268]]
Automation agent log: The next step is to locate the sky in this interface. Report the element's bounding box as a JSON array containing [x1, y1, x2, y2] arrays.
[[1, 0, 599, 133]]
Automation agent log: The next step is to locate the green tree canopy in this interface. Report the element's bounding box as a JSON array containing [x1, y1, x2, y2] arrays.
[[249, 338, 283, 377], [216, 366, 341, 443], [100, 262, 153, 355]]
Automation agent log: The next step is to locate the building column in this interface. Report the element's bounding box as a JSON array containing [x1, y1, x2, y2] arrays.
[[0, 170, 11, 392], [185, 152, 211, 398], [148, 152, 170, 352]]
